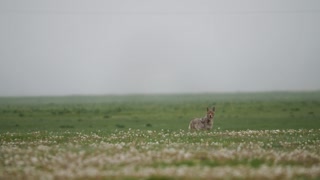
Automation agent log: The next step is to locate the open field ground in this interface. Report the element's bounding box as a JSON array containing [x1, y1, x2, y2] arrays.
[[1, 92, 320, 179]]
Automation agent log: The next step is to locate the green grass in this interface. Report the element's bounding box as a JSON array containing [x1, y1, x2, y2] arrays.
[[0, 91, 320, 132], [1, 92, 320, 179]]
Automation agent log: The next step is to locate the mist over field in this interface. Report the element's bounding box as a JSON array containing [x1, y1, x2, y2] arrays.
[[0, 0, 320, 96], [2, 2, 320, 179]]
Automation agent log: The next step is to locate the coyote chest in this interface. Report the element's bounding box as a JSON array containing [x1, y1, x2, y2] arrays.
[[189, 107, 215, 131]]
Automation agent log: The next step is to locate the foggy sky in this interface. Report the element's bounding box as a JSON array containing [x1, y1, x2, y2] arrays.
[[1, 0, 320, 96]]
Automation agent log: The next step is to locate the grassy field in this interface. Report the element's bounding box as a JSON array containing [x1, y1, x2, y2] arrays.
[[1, 92, 320, 179]]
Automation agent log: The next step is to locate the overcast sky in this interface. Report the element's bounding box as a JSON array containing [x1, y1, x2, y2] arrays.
[[0, 0, 320, 96]]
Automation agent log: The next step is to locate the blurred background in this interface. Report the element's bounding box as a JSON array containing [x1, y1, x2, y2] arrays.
[[1, 0, 320, 96]]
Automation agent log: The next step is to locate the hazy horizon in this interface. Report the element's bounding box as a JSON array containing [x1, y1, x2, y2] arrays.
[[1, 0, 320, 96]]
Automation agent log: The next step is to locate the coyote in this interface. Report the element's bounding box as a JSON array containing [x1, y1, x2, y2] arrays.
[[189, 107, 215, 131]]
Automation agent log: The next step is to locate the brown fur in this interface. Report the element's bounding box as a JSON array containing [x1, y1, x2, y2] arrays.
[[189, 107, 215, 131]]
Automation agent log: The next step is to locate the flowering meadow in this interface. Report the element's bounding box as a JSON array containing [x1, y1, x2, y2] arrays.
[[1, 129, 320, 179], [1, 92, 320, 179]]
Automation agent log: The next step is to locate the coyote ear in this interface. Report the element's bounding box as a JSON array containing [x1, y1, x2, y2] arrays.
[[212, 107, 215, 111], [207, 107, 209, 111]]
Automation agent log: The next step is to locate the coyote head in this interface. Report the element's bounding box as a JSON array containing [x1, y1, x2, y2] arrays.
[[206, 107, 215, 119]]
